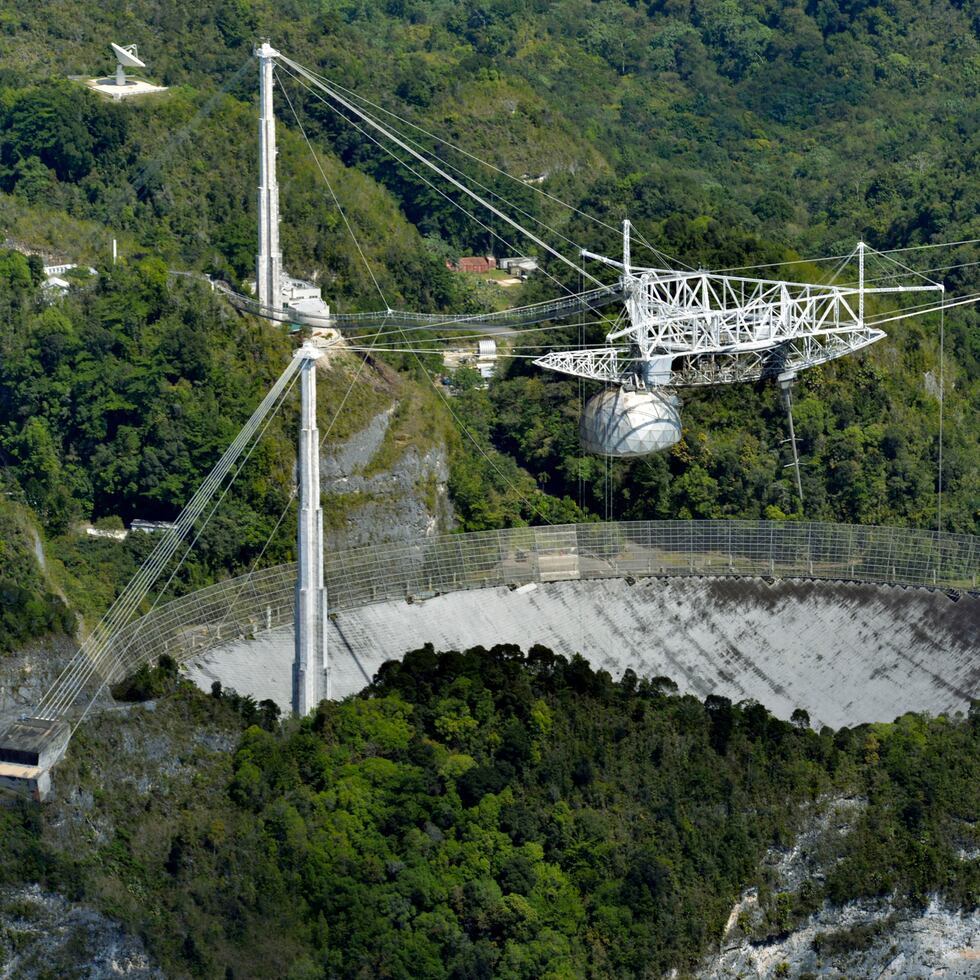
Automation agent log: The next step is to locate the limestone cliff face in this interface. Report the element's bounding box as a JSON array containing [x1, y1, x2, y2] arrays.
[[701, 898, 979, 978], [698, 796, 980, 979], [319, 404, 455, 551], [0, 635, 76, 729], [0, 883, 162, 979], [0, 700, 237, 977]]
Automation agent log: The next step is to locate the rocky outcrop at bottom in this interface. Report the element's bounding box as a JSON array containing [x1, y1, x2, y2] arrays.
[[0, 883, 161, 979], [699, 897, 980, 978], [699, 794, 979, 978]]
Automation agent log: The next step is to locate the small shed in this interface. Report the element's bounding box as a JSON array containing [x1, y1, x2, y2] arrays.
[[42, 276, 70, 297], [454, 256, 497, 274]]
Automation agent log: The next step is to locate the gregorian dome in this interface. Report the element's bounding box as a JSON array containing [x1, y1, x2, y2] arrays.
[[579, 387, 682, 457]]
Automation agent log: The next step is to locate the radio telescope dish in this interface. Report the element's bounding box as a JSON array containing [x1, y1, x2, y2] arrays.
[[110, 43, 146, 88], [111, 43, 146, 69]]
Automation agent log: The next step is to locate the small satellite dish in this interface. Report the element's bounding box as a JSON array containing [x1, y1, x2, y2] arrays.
[[111, 43, 146, 69], [110, 42, 146, 87]]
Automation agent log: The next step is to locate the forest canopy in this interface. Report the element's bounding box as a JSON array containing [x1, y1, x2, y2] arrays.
[[2, 646, 976, 977]]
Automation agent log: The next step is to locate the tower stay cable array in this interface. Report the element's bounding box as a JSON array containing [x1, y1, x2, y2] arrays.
[[1, 40, 975, 802]]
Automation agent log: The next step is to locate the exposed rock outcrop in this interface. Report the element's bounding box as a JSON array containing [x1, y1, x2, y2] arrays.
[[700, 796, 980, 978], [0, 635, 76, 730], [701, 897, 980, 978], [320, 405, 454, 549], [0, 883, 162, 978]]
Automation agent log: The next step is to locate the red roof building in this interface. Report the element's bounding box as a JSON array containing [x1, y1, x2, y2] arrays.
[[449, 255, 497, 274]]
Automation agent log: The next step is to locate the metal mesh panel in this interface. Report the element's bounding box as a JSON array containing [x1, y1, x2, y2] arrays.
[[106, 521, 977, 682]]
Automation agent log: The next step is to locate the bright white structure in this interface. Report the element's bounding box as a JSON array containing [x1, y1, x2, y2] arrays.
[[83, 42, 166, 99], [41, 276, 70, 298], [536, 226, 941, 390], [255, 51, 947, 470], [477, 339, 497, 379], [293, 342, 329, 715], [535, 225, 942, 458], [256, 42, 283, 312], [579, 387, 681, 456], [110, 42, 145, 87], [253, 46, 330, 714], [282, 275, 329, 318], [254, 47, 332, 322], [188, 576, 979, 731], [43, 264, 97, 277]]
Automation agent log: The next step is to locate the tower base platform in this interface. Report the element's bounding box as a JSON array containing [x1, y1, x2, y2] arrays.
[[0, 718, 71, 802], [81, 76, 168, 100]]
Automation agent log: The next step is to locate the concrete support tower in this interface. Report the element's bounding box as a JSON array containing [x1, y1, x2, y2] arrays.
[[293, 342, 329, 715], [255, 42, 282, 312]]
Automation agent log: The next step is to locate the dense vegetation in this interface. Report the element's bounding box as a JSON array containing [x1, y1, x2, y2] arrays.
[[1, 648, 976, 976], [449, 325, 978, 530], [0, 500, 72, 652], [0, 247, 306, 627], [0, 1, 975, 559], [4, 0, 978, 255], [0, 5, 975, 977]]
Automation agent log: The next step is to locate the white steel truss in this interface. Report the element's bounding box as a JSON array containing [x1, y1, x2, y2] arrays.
[[535, 327, 888, 387], [536, 227, 941, 388]]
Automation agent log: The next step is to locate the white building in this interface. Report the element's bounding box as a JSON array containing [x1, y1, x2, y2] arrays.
[[282, 275, 321, 305], [41, 264, 98, 299], [477, 338, 498, 379], [41, 276, 70, 297], [130, 519, 176, 534], [42, 264, 97, 277], [85, 525, 128, 541], [499, 257, 538, 277], [282, 276, 330, 318], [246, 275, 331, 319]]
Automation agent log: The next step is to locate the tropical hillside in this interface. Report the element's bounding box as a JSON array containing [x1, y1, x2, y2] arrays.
[[0, 3, 977, 977], [1, 647, 977, 976]]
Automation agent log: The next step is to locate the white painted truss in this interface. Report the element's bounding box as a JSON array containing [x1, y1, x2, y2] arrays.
[[535, 227, 941, 388]]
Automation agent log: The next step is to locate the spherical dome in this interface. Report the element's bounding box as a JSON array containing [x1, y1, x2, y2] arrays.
[[579, 387, 682, 457]]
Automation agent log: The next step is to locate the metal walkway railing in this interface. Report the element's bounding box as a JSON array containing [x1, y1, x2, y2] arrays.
[[169, 270, 624, 332]]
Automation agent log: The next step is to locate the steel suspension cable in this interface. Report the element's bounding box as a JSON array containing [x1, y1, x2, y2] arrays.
[[207, 324, 395, 641], [46, 367, 300, 720], [274, 58, 691, 270], [281, 74, 599, 266], [274, 64, 616, 331], [274, 66, 572, 293], [277, 56, 603, 287], [860, 259, 980, 286], [865, 293, 979, 326], [938, 299, 945, 541], [275, 66, 390, 310], [68, 368, 302, 733], [40, 365, 301, 721], [33, 354, 303, 721]]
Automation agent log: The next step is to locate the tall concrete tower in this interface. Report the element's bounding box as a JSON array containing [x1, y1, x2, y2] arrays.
[[293, 342, 329, 715], [255, 42, 282, 312]]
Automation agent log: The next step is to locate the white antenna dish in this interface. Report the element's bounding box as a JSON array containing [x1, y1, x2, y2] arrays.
[[111, 43, 146, 69], [110, 42, 146, 87]]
